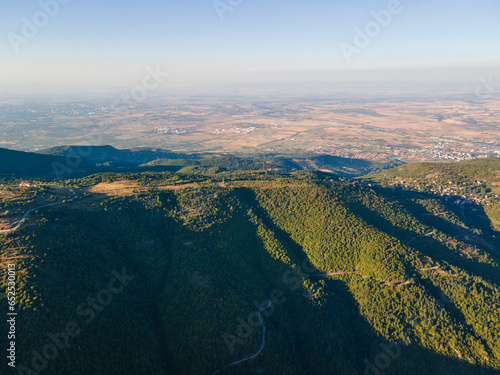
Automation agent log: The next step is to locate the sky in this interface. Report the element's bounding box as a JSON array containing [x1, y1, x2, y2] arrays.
[[1, 0, 500, 90]]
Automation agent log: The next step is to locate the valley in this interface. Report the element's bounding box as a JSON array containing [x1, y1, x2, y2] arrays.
[[2, 91, 499, 163]]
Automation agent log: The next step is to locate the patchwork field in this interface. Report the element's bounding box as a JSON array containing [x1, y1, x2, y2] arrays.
[[1, 90, 499, 162]]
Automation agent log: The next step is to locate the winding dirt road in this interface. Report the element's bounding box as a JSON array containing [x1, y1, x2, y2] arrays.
[[0, 188, 77, 235], [211, 300, 272, 375]]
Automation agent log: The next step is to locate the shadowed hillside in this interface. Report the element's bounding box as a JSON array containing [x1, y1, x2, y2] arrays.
[[1, 166, 499, 374]]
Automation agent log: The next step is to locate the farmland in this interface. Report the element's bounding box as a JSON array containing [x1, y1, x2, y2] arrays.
[[1, 89, 499, 162]]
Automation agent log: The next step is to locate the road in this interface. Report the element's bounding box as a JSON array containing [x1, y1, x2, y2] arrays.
[[406, 231, 434, 245], [0, 187, 77, 234], [211, 300, 272, 375]]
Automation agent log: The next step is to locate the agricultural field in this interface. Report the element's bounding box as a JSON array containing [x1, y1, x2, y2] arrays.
[[1, 90, 499, 162]]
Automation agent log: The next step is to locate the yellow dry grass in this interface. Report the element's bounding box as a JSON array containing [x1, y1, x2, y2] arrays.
[[85, 180, 143, 197]]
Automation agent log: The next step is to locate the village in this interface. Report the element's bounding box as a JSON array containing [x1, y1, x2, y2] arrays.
[[389, 178, 500, 207]]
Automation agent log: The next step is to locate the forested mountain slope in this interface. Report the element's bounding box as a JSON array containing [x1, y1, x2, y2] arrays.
[[1, 168, 500, 374], [1, 146, 401, 180]]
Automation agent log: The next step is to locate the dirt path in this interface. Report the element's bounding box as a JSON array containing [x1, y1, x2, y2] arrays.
[[406, 231, 434, 245], [211, 300, 272, 375], [316, 271, 374, 280], [0, 188, 77, 234], [420, 266, 459, 277], [422, 211, 448, 216], [315, 264, 458, 289], [315, 271, 411, 288]]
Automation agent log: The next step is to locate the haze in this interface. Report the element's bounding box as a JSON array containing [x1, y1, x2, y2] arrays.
[[1, 0, 500, 92]]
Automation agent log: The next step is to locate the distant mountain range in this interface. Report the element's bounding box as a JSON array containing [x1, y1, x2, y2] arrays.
[[0, 147, 90, 178], [0, 145, 403, 179]]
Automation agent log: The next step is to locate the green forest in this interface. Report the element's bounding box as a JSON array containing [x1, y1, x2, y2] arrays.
[[1, 158, 500, 374]]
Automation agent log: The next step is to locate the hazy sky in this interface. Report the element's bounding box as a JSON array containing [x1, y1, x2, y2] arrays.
[[1, 0, 500, 89]]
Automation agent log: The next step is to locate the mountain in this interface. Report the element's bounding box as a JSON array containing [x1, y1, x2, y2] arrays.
[[0, 148, 89, 178], [1, 161, 500, 374], [368, 157, 500, 230], [0, 146, 403, 180], [369, 157, 500, 184], [37, 145, 199, 168]]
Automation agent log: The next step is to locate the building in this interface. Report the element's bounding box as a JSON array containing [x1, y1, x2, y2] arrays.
[[19, 181, 37, 188]]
